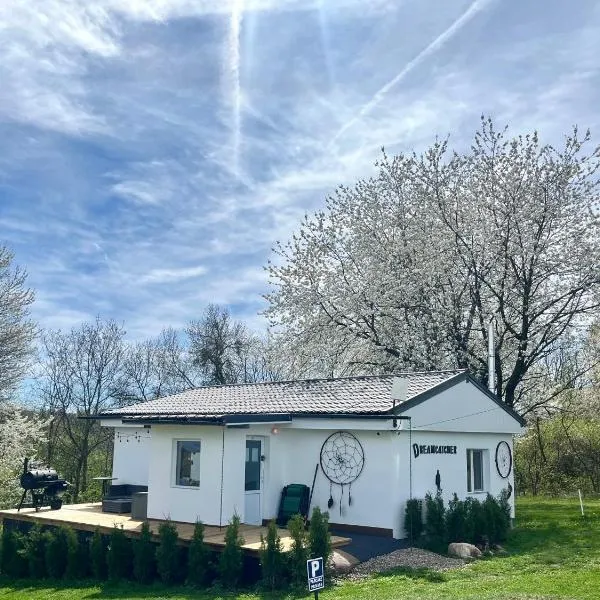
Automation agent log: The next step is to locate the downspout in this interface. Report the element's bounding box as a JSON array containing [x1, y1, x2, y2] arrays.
[[219, 426, 225, 529], [488, 317, 496, 395], [408, 416, 413, 504]]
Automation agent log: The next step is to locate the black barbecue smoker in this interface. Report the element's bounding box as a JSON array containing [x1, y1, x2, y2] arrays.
[[18, 458, 69, 512]]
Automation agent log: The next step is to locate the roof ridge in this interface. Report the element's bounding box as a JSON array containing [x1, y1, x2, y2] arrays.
[[177, 368, 466, 392]]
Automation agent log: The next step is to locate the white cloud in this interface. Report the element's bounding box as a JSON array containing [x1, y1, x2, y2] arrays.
[[141, 266, 208, 284], [1, 0, 599, 348]]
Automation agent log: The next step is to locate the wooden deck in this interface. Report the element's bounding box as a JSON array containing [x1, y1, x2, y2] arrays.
[[0, 503, 350, 556]]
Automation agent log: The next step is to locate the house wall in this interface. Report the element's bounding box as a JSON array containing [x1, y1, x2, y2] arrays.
[[401, 379, 523, 434], [146, 425, 246, 525], [142, 422, 403, 532], [135, 423, 516, 536], [397, 430, 516, 536], [111, 427, 151, 486], [261, 426, 401, 534], [261, 426, 514, 538]]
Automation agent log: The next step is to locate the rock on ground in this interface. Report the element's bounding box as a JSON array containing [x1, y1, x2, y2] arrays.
[[343, 547, 465, 580], [448, 542, 483, 559]]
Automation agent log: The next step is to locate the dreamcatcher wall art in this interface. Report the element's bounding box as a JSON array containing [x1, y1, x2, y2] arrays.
[[319, 431, 365, 515]]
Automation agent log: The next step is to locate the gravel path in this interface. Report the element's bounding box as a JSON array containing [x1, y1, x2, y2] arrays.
[[344, 547, 465, 580]]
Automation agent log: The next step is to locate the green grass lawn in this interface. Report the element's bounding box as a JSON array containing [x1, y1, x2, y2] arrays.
[[1, 496, 599, 600]]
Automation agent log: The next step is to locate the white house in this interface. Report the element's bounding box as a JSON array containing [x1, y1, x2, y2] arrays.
[[99, 369, 525, 539]]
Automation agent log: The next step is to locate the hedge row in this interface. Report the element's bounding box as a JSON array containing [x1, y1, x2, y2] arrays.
[[0, 507, 331, 591], [405, 490, 511, 552]]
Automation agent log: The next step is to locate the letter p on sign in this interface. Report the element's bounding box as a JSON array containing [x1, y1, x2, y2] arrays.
[[307, 557, 324, 592]]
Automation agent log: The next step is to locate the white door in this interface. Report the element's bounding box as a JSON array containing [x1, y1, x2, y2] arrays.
[[244, 438, 263, 525]]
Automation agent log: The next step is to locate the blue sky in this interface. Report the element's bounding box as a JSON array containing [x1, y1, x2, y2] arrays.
[[1, 0, 599, 339]]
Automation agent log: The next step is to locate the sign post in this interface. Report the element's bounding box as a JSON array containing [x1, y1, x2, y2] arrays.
[[307, 556, 324, 598]]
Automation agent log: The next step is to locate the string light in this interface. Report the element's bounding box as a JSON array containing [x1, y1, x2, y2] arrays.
[[116, 431, 151, 443]]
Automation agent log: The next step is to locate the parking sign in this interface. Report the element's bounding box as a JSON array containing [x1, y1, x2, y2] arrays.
[[307, 557, 324, 592]]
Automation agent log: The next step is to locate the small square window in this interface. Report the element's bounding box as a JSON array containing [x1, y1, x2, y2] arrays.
[[175, 441, 201, 487], [467, 449, 485, 493]]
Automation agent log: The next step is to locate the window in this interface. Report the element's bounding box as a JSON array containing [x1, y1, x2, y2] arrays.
[[467, 449, 485, 493], [174, 440, 201, 487], [245, 440, 261, 491]]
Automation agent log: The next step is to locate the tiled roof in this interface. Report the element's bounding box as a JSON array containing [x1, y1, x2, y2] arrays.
[[102, 370, 466, 421]]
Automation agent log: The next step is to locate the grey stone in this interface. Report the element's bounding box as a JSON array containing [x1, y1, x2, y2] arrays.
[[448, 542, 483, 559]]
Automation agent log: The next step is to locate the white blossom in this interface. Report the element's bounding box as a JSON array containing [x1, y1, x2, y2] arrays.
[[266, 118, 600, 412]]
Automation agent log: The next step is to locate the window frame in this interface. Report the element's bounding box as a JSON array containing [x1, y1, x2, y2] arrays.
[[466, 448, 487, 494], [172, 439, 202, 489]]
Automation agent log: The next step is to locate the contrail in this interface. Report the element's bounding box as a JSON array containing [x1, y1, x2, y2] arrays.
[[228, 0, 244, 173], [330, 0, 492, 145]]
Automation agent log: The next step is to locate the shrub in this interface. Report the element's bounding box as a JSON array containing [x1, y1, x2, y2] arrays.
[[404, 499, 424, 541], [64, 526, 82, 579], [308, 507, 331, 570], [424, 491, 446, 552], [260, 520, 286, 590], [156, 520, 180, 584], [76, 531, 91, 579], [464, 496, 487, 546], [482, 493, 511, 545], [497, 489, 512, 542], [445, 494, 467, 543], [218, 514, 244, 589], [187, 520, 209, 587], [22, 524, 46, 578], [133, 521, 155, 584], [107, 525, 132, 581], [287, 514, 308, 587], [1, 528, 27, 578], [90, 528, 106, 580], [45, 528, 68, 578]]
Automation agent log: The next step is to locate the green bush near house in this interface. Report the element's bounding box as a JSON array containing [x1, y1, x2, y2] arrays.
[[1, 528, 27, 578], [133, 521, 155, 584], [445, 493, 467, 545], [218, 514, 244, 589], [287, 513, 309, 587], [89, 527, 106, 580], [417, 491, 512, 551], [424, 491, 446, 552], [259, 520, 286, 591], [156, 520, 180, 585], [106, 525, 132, 581], [405, 498, 424, 541], [64, 526, 84, 579], [44, 527, 69, 579], [308, 507, 331, 570], [186, 520, 209, 588], [21, 524, 46, 579]]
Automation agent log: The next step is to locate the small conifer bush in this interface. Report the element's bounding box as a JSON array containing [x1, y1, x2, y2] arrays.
[[90, 527, 106, 580], [218, 514, 244, 589], [64, 526, 82, 579], [287, 514, 308, 587], [22, 524, 46, 578], [133, 521, 155, 584], [466, 496, 488, 546], [445, 493, 467, 543], [45, 527, 68, 578], [424, 491, 446, 553], [308, 507, 331, 570], [1, 528, 27, 578], [259, 520, 286, 590], [404, 499, 424, 541], [187, 520, 209, 587], [497, 489, 512, 542], [156, 520, 180, 584], [107, 525, 132, 581]]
